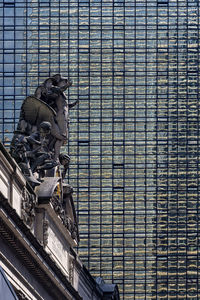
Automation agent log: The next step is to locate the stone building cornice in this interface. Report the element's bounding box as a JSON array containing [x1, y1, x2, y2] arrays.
[[0, 192, 82, 300], [0, 139, 120, 300]]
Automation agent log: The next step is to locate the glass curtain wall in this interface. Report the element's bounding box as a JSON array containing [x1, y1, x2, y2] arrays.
[[0, 0, 200, 299]]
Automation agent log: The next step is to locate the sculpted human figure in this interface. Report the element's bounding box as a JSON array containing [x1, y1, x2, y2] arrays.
[[10, 121, 57, 185], [27, 121, 57, 173], [10, 132, 41, 186], [10, 75, 79, 241], [59, 153, 70, 180], [10, 74, 78, 185], [34, 74, 78, 160]]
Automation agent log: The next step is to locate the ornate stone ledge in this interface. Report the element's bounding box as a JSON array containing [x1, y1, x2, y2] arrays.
[[0, 191, 82, 300], [21, 187, 36, 229], [50, 193, 79, 241]]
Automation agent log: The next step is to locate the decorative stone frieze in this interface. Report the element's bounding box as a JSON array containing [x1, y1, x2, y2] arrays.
[[21, 187, 36, 229], [69, 254, 75, 285], [43, 219, 49, 248], [50, 193, 78, 241]]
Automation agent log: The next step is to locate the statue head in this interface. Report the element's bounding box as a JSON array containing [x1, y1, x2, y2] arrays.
[[39, 121, 52, 137], [51, 74, 72, 92]]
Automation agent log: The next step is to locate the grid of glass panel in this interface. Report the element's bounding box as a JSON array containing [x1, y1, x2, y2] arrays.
[[1, 0, 200, 299]]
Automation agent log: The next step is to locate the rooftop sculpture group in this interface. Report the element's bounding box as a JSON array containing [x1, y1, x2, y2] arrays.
[[11, 74, 77, 184], [10, 74, 78, 240]]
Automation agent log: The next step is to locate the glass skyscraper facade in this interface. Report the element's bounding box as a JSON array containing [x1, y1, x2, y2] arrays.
[[1, 0, 200, 299]]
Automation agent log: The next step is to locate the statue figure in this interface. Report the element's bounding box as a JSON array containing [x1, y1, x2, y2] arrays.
[[10, 74, 78, 186], [26, 121, 57, 174], [10, 74, 79, 241], [34, 74, 76, 160], [10, 133, 41, 186], [59, 153, 70, 180]]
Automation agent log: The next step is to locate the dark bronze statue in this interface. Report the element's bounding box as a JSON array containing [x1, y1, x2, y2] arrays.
[[10, 74, 78, 186], [10, 74, 79, 241]]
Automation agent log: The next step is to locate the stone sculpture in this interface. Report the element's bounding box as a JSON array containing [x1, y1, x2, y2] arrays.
[[10, 75, 79, 240], [10, 74, 77, 185]]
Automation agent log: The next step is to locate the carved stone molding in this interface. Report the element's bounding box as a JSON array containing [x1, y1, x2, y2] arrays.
[[69, 254, 75, 285], [43, 219, 49, 247], [50, 194, 78, 241], [15, 290, 29, 300], [21, 187, 36, 228]]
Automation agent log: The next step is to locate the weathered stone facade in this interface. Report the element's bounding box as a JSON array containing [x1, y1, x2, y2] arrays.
[[0, 142, 120, 300]]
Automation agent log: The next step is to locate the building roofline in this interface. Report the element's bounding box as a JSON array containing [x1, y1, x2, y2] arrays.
[[0, 191, 82, 300]]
